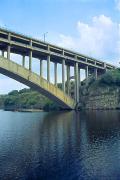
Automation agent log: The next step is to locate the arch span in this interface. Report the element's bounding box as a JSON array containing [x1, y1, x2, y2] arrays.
[[0, 56, 75, 109]]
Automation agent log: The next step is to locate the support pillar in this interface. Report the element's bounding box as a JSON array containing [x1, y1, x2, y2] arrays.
[[47, 55, 50, 82], [29, 51, 32, 71], [74, 62, 79, 103], [62, 59, 65, 92], [7, 45, 10, 59], [85, 66, 89, 85], [54, 62, 57, 86], [22, 55, 25, 67], [2, 50, 4, 57], [66, 65, 70, 95], [78, 68, 81, 88], [40, 59, 43, 77], [104, 63, 107, 72], [7, 33, 11, 60], [94, 68, 98, 80]]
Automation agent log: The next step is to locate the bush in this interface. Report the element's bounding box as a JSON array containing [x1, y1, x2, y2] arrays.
[[8, 90, 19, 96], [99, 69, 120, 86]]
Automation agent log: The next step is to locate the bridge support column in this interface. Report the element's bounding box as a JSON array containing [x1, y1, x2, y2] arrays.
[[22, 55, 25, 67], [85, 66, 89, 85], [47, 55, 50, 82], [2, 50, 4, 57], [94, 68, 98, 80], [40, 59, 43, 77], [62, 59, 65, 92], [66, 65, 70, 95], [29, 51, 32, 71], [54, 62, 57, 86], [78, 68, 81, 88], [7, 33, 11, 60], [74, 62, 79, 103], [7, 45, 11, 60]]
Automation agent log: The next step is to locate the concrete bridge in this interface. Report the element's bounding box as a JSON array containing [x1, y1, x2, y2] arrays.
[[0, 28, 116, 109]]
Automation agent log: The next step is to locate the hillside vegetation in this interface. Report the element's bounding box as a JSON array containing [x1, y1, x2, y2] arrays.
[[0, 88, 60, 111], [80, 68, 120, 96]]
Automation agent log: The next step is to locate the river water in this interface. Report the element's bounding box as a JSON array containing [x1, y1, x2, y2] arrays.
[[0, 110, 120, 179]]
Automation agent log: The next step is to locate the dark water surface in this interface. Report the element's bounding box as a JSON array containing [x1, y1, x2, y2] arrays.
[[0, 110, 120, 179]]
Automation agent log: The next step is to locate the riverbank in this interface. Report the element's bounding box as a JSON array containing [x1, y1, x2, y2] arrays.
[[4, 108, 44, 112]]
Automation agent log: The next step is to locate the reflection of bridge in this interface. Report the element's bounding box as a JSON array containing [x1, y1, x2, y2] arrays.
[[0, 28, 116, 109]]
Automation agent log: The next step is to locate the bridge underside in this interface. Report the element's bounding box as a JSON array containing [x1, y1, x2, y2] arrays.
[[0, 57, 75, 110]]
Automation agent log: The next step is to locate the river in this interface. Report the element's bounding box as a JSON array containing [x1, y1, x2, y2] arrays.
[[0, 110, 120, 179]]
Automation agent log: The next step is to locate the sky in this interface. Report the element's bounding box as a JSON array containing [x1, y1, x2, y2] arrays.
[[0, 0, 120, 94]]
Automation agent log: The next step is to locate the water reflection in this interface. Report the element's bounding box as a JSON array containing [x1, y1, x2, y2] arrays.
[[0, 110, 120, 179]]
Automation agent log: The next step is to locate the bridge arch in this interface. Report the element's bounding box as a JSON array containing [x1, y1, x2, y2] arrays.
[[0, 56, 75, 110]]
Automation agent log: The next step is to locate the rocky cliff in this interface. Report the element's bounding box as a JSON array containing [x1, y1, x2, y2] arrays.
[[80, 69, 120, 110]]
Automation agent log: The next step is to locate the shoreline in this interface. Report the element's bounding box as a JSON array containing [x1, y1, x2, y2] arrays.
[[3, 108, 44, 112]]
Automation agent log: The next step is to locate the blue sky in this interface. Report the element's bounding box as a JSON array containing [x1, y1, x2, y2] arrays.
[[0, 0, 120, 94]]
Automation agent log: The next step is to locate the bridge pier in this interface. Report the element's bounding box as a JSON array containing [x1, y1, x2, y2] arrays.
[[7, 33, 11, 60], [47, 55, 50, 82], [94, 68, 98, 80], [66, 65, 70, 95], [54, 62, 57, 86], [74, 62, 79, 103], [85, 66, 89, 85], [40, 59, 43, 77], [22, 55, 25, 67], [7, 45, 11, 59], [78, 68, 81, 88], [62, 59, 65, 92], [2, 50, 4, 57], [29, 51, 32, 71]]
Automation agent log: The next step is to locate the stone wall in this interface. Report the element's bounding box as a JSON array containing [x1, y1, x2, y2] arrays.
[[80, 89, 120, 110]]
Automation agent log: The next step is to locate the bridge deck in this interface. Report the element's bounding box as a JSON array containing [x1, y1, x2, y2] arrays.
[[0, 27, 116, 70]]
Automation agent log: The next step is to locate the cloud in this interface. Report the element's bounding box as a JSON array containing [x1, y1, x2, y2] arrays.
[[58, 15, 120, 65], [115, 0, 120, 10]]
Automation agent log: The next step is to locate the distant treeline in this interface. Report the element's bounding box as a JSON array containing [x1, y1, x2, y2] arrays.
[[0, 81, 76, 111], [0, 88, 60, 111]]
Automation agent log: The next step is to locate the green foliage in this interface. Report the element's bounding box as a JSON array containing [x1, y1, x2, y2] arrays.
[[43, 100, 60, 111], [19, 88, 31, 94], [8, 90, 19, 96], [0, 88, 60, 111], [99, 69, 120, 86]]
